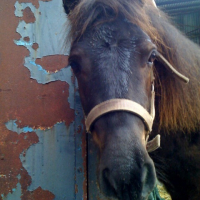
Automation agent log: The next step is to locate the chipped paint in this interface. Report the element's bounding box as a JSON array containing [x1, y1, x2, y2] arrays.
[[6, 120, 34, 134], [0, 0, 86, 200], [29, 60, 49, 74], [14, 0, 70, 57], [88, 134, 106, 199], [2, 183, 22, 200], [74, 80, 87, 199], [21, 7, 36, 23], [2, 175, 22, 200], [14, 0, 74, 107], [6, 120, 75, 200], [22, 123, 75, 200], [35, 55, 69, 72]]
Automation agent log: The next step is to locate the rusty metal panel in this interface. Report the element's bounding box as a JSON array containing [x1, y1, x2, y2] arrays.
[[0, 0, 86, 199], [88, 136, 105, 200]]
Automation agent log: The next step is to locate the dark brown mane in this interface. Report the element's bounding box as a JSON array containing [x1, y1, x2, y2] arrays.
[[68, 0, 200, 133], [147, 8, 200, 133]]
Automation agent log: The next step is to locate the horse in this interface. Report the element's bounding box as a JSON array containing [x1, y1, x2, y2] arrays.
[[62, 0, 200, 199]]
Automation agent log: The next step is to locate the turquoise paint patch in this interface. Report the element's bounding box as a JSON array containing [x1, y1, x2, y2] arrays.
[[5, 120, 34, 134], [5, 120, 64, 134], [22, 127, 34, 133], [29, 61, 48, 74], [14, 40, 33, 46]]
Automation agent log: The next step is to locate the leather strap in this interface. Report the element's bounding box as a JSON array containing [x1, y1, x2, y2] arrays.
[[146, 134, 160, 152], [85, 99, 154, 133], [156, 52, 189, 83]]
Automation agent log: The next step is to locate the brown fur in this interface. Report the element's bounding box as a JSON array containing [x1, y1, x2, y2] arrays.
[[67, 0, 200, 133]]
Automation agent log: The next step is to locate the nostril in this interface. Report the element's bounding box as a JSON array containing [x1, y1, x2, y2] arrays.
[[102, 168, 110, 181], [101, 168, 118, 197], [102, 168, 117, 190], [141, 162, 156, 198]]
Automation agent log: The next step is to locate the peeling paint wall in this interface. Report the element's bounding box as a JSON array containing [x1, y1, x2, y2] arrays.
[[0, 0, 86, 199]]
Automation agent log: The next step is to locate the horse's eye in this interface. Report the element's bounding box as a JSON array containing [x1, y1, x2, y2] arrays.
[[148, 51, 156, 65], [70, 61, 81, 74]]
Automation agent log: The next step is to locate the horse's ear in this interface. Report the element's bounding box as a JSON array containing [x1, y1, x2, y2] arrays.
[[145, 0, 157, 7], [150, 0, 157, 7], [63, 0, 80, 14], [140, 0, 157, 7], [153, 0, 157, 7]]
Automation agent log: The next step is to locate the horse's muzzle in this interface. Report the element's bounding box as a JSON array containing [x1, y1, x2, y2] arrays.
[[92, 112, 157, 200], [99, 154, 156, 200]]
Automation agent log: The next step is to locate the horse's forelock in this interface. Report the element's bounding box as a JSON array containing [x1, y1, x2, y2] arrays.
[[68, 0, 161, 42]]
